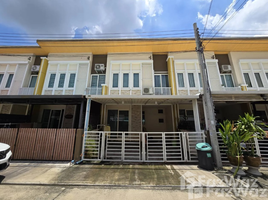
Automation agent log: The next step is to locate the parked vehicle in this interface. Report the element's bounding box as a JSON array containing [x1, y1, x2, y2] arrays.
[[0, 142, 12, 171]]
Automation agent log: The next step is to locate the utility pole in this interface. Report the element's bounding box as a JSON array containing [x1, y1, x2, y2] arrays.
[[193, 23, 222, 168]]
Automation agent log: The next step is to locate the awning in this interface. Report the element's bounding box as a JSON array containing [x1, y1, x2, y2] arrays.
[[0, 95, 86, 104], [88, 95, 199, 104]]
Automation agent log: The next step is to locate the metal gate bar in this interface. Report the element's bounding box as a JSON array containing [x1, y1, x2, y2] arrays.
[[82, 131, 206, 162], [82, 131, 101, 161]]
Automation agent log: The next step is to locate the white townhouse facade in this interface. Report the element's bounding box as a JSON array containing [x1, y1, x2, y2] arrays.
[[0, 38, 268, 162]]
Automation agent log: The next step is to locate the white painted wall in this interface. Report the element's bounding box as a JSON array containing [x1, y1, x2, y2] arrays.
[[229, 52, 268, 86], [0, 55, 34, 95], [106, 53, 152, 89], [42, 54, 91, 95]]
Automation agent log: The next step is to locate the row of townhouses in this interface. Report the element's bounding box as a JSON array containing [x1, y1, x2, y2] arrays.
[[0, 38, 268, 162]]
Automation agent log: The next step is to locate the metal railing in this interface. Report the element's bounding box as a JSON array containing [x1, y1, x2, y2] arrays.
[[219, 86, 241, 92], [82, 131, 205, 162], [154, 87, 171, 95], [217, 132, 267, 166], [85, 87, 102, 95], [18, 87, 35, 95]]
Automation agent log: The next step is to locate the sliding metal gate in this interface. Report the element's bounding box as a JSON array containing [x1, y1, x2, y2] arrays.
[[82, 131, 205, 162]]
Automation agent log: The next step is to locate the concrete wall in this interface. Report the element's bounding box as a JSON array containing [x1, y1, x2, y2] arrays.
[[142, 105, 173, 132]]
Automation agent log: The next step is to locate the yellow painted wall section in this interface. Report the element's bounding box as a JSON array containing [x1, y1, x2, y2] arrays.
[[167, 57, 177, 95], [101, 85, 108, 95], [34, 58, 48, 95]]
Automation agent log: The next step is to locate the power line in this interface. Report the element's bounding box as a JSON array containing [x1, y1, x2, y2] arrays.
[[202, 0, 214, 38], [0, 29, 193, 36], [203, 0, 242, 39], [204, 0, 249, 47]]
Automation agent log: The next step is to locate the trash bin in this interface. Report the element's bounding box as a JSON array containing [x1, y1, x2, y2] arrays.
[[196, 143, 214, 170]]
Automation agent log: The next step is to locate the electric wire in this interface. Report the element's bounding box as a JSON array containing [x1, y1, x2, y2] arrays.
[[204, 0, 249, 47], [202, 0, 214, 39], [203, 0, 242, 38]]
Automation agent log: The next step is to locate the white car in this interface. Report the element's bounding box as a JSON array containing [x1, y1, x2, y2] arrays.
[[0, 142, 12, 171]]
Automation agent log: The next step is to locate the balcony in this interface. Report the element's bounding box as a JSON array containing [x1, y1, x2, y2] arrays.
[[86, 87, 102, 95], [154, 87, 171, 95], [220, 86, 241, 92], [18, 87, 35, 95]]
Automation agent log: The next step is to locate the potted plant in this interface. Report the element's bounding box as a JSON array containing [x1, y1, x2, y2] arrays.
[[237, 113, 266, 176], [219, 120, 245, 176]]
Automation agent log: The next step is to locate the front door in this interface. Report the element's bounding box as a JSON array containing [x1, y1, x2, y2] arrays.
[[107, 110, 129, 131]]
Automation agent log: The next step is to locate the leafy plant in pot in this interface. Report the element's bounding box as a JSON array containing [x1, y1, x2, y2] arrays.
[[219, 120, 245, 176], [237, 113, 266, 176]]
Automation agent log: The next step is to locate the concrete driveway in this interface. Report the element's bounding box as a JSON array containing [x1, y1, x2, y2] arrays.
[[1, 162, 185, 186], [1, 162, 268, 200]]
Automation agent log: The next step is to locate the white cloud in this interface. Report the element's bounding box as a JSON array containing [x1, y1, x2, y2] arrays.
[[198, 0, 268, 37], [0, 0, 163, 37]]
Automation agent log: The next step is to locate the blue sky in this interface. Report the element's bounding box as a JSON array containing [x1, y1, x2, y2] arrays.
[[0, 0, 267, 46]]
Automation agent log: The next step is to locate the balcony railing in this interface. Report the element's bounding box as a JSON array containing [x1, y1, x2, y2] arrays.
[[220, 86, 241, 92], [18, 87, 35, 95], [86, 87, 102, 95], [154, 87, 171, 95]]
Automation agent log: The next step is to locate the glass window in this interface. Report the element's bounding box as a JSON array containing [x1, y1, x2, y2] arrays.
[[243, 73, 252, 87], [221, 75, 226, 87], [161, 75, 169, 87], [254, 73, 264, 87], [177, 73, 185, 87], [133, 73, 139, 87], [91, 75, 98, 87], [113, 74, 119, 88], [58, 74, 66, 88], [123, 73, 129, 88], [68, 73, 76, 88], [198, 73, 202, 87], [154, 75, 161, 87], [0, 74, 4, 85], [225, 75, 234, 87], [154, 74, 169, 87], [48, 74, 56, 88], [29, 76, 37, 88], [98, 75, 105, 87], [188, 73, 195, 87], [5, 74, 14, 88]]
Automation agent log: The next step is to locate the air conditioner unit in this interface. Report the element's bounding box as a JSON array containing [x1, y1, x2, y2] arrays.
[[31, 65, 40, 72], [143, 87, 153, 95], [221, 65, 232, 73], [94, 64, 105, 73]]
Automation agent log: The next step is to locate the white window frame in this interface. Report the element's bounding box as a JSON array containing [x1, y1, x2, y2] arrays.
[[175, 63, 202, 95], [240, 60, 268, 91], [67, 72, 77, 88], [122, 73, 129, 88], [112, 72, 119, 88], [220, 73, 235, 88], [109, 60, 146, 95], [154, 74, 169, 88], [42, 62, 80, 95], [0, 73, 4, 86], [5, 73, 14, 88], [90, 74, 105, 88], [28, 75, 38, 88]]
